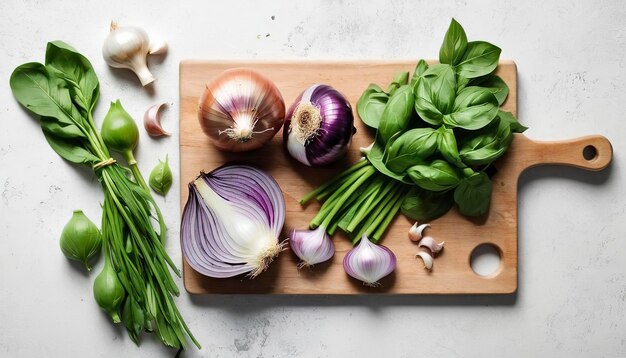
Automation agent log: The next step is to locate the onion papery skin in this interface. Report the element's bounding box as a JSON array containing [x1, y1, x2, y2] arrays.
[[198, 68, 286, 152], [284, 84, 355, 166], [343, 235, 396, 286], [181, 165, 286, 278]]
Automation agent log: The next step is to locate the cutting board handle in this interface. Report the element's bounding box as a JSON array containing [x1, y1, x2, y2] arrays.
[[517, 134, 613, 172]]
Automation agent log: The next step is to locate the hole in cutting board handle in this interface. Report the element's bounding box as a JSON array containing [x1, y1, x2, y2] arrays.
[[470, 243, 502, 277], [583, 145, 598, 161]]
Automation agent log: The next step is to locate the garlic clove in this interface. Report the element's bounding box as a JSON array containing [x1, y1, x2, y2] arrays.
[[418, 236, 445, 255], [144, 102, 171, 137], [289, 227, 335, 268], [415, 250, 434, 271], [408, 222, 430, 242], [149, 40, 168, 55]]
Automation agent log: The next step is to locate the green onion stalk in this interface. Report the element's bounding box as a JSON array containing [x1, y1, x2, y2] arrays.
[[9, 41, 199, 350], [301, 159, 409, 244]]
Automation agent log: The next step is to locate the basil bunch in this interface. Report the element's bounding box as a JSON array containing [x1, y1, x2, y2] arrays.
[[304, 19, 528, 245], [358, 19, 527, 220]]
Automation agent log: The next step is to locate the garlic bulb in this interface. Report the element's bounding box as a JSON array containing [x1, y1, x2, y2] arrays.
[[343, 234, 396, 287], [198, 68, 285, 152], [102, 22, 167, 86], [289, 227, 335, 268]]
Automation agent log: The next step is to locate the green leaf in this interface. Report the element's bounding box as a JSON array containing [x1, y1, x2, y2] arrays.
[[443, 102, 498, 130], [385, 128, 439, 173], [10, 63, 84, 125], [401, 187, 454, 221], [414, 97, 443, 125], [456, 41, 501, 79], [407, 160, 462, 191], [454, 171, 492, 216], [498, 110, 527, 133], [122, 297, 145, 344], [453, 86, 498, 111], [364, 136, 411, 183], [149, 155, 173, 196], [470, 75, 509, 105], [42, 130, 99, 165], [439, 18, 468, 66], [421, 64, 457, 114], [45, 41, 100, 114], [460, 136, 506, 166], [437, 126, 465, 168], [357, 84, 388, 129], [378, 85, 414, 143], [410, 59, 429, 90], [40, 116, 85, 139], [387, 71, 409, 95]]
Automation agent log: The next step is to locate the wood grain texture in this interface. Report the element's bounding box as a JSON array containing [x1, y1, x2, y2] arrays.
[[179, 60, 612, 294]]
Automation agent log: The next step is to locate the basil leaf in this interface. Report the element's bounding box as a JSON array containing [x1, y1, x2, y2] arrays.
[[401, 187, 454, 221], [454, 171, 492, 216], [385, 128, 439, 173], [357, 84, 388, 129], [460, 137, 506, 166], [149, 155, 173, 196], [42, 130, 99, 165], [470, 75, 509, 105], [378, 85, 414, 143], [410, 59, 429, 90], [414, 97, 444, 125], [40, 116, 85, 139], [456, 41, 501, 79], [439, 18, 468, 66], [443, 102, 498, 130], [421, 64, 456, 114], [10, 63, 99, 165], [437, 126, 465, 168], [365, 138, 410, 183], [45, 41, 100, 114], [387, 71, 409, 95], [407, 160, 462, 191], [453, 86, 498, 111], [498, 110, 527, 134], [10, 63, 84, 124]]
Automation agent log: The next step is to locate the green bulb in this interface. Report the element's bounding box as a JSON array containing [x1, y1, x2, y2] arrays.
[[93, 257, 125, 323], [101, 99, 139, 160], [59, 210, 102, 271]]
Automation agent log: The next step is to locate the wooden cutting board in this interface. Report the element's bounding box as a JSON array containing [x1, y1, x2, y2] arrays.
[[179, 60, 612, 294]]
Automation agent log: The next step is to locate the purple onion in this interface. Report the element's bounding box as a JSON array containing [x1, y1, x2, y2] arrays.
[[343, 234, 396, 287], [289, 226, 335, 268], [283, 84, 355, 166], [181, 165, 285, 278]]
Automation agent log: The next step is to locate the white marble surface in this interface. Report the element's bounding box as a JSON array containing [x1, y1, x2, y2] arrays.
[[1, 1, 625, 357]]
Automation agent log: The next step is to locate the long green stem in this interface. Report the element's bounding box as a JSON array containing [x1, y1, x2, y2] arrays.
[[352, 185, 401, 243], [371, 186, 407, 243], [299, 159, 369, 205], [319, 167, 376, 229]]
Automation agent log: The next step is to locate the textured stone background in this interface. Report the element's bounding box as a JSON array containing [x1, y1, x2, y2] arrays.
[[1, 1, 624, 357]]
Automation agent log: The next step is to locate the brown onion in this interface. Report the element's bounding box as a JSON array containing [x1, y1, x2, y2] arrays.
[[198, 68, 285, 152]]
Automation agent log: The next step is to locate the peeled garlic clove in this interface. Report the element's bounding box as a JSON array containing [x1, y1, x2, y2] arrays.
[[149, 40, 168, 55], [343, 234, 396, 287], [418, 236, 445, 254], [144, 102, 170, 137], [415, 250, 434, 271], [408, 222, 430, 242], [289, 226, 335, 268]]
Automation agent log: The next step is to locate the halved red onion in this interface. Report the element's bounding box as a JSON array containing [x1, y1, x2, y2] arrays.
[[181, 165, 285, 278], [343, 234, 396, 286], [283, 84, 355, 166]]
